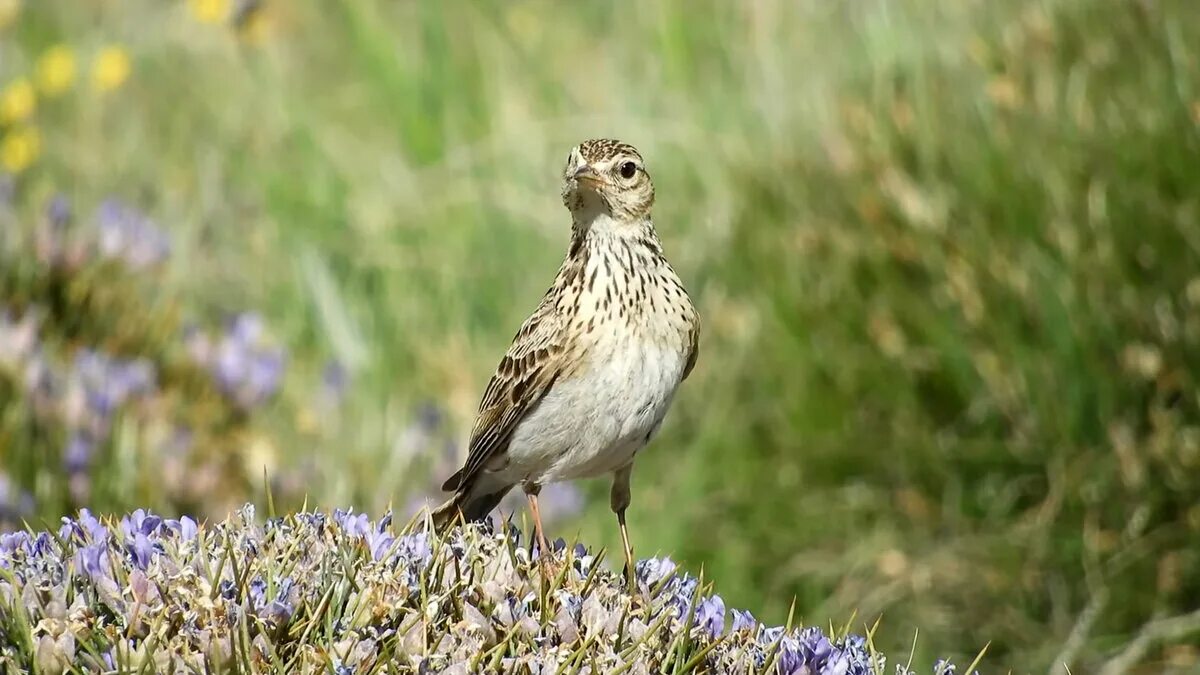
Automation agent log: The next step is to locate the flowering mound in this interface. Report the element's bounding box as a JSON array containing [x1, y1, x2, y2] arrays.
[[0, 507, 973, 674]]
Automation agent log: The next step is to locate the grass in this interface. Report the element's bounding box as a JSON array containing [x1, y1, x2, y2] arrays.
[[2, 0, 1200, 671]]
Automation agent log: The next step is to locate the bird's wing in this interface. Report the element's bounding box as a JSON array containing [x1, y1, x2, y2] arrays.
[[441, 298, 570, 492], [682, 316, 700, 381]]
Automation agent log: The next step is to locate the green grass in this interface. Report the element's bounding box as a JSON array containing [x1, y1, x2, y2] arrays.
[[3, 0, 1200, 671]]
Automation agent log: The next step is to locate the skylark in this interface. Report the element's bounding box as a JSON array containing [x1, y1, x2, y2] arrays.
[[432, 139, 699, 585]]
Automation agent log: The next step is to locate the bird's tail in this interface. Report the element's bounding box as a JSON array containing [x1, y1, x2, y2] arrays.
[[430, 483, 515, 534]]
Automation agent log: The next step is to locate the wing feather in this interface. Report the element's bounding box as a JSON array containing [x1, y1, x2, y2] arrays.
[[443, 298, 569, 493], [682, 315, 699, 381]]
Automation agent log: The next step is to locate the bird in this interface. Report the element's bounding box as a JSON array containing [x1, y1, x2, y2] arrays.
[[431, 138, 699, 586]]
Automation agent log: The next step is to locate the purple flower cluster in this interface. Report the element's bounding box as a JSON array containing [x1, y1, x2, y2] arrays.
[[184, 312, 287, 409], [0, 308, 160, 504], [0, 506, 979, 674], [28, 195, 170, 270], [94, 198, 171, 269]]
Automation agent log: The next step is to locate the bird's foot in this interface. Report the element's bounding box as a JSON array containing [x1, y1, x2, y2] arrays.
[[622, 560, 647, 610]]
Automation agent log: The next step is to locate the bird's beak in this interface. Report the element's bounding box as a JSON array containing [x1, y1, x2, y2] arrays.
[[573, 165, 603, 188]]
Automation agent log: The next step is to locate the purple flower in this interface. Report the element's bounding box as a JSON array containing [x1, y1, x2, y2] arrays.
[[228, 313, 264, 345], [46, 194, 71, 230], [94, 199, 170, 268], [71, 350, 157, 429], [694, 594, 725, 638], [759, 625, 785, 647], [207, 316, 286, 408], [731, 608, 757, 633], [114, 358, 156, 397], [120, 509, 163, 538], [398, 531, 431, 566], [366, 529, 395, 562], [838, 635, 875, 675], [777, 636, 804, 675], [334, 510, 371, 537], [213, 339, 250, 391], [248, 576, 267, 607], [0, 531, 31, 556], [127, 532, 156, 569], [933, 660, 957, 675], [666, 574, 699, 615], [797, 626, 835, 664], [165, 516, 198, 541], [634, 556, 677, 587], [58, 508, 108, 543], [74, 543, 113, 582], [63, 434, 94, 474], [29, 532, 52, 556], [244, 347, 286, 404]]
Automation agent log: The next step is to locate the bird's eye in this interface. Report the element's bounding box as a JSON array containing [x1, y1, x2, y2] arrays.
[[619, 161, 638, 179]]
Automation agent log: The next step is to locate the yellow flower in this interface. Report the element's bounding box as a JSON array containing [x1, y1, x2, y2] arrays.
[[0, 78, 36, 124], [91, 46, 131, 93], [188, 0, 228, 24], [36, 45, 77, 97], [1, 126, 41, 174], [0, 0, 20, 31]]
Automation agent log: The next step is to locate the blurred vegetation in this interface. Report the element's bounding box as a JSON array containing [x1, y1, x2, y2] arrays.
[[2, 0, 1200, 671]]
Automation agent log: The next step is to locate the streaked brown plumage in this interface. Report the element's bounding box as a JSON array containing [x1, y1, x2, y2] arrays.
[[432, 139, 699, 583]]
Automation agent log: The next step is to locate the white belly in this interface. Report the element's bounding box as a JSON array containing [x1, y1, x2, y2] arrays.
[[503, 340, 686, 484]]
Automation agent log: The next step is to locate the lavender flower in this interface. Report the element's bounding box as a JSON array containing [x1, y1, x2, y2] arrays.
[[164, 515, 199, 541], [695, 594, 726, 638], [46, 193, 71, 229], [635, 556, 677, 587], [120, 508, 164, 538], [0, 507, 974, 674], [398, 531, 432, 565], [732, 608, 758, 633], [201, 313, 287, 409], [94, 198, 170, 268], [62, 433, 94, 474], [74, 542, 112, 581]]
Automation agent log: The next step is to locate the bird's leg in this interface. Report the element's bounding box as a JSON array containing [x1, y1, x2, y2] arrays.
[[611, 465, 636, 594], [618, 510, 636, 592], [524, 485, 551, 559]]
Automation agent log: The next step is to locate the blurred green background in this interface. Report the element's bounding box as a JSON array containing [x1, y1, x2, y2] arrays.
[[3, 0, 1200, 671]]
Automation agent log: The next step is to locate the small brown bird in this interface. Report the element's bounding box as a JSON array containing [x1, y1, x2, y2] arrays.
[[432, 139, 699, 584]]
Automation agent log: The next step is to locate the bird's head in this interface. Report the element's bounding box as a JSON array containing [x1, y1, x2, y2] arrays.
[[561, 139, 655, 224]]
